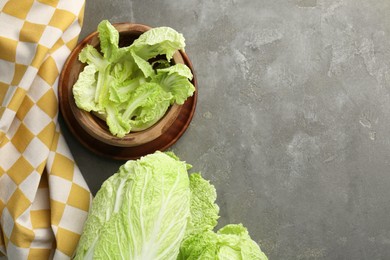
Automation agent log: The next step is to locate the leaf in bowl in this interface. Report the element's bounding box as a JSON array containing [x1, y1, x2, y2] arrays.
[[72, 20, 195, 137]]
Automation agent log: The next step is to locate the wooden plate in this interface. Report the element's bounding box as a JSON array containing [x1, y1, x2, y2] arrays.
[[58, 23, 197, 160]]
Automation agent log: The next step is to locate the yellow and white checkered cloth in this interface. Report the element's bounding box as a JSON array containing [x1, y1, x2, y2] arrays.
[[0, 0, 92, 259]]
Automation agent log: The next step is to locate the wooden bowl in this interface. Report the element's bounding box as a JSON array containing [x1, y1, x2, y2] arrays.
[[59, 23, 197, 159]]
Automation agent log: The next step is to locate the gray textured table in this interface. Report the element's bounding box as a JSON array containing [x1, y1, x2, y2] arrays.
[[60, 0, 390, 259]]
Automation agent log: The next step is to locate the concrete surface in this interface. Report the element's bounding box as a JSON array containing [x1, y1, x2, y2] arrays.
[[60, 0, 390, 258]]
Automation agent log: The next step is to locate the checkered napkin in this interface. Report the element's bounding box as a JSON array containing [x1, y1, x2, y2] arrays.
[[0, 0, 92, 259]]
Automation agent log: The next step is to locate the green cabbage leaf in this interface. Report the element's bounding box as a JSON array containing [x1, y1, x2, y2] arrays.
[[154, 64, 195, 105], [130, 26, 186, 61], [186, 173, 219, 236]]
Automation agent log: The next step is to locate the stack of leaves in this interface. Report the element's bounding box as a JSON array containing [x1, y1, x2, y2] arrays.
[[73, 20, 195, 137]]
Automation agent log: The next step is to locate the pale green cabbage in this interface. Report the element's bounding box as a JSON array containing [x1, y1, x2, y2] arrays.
[[74, 151, 191, 260], [178, 225, 268, 260], [74, 151, 268, 260], [186, 173, 220, 236], [72, 20, 195, 137], [178, 174, 268, 260]]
